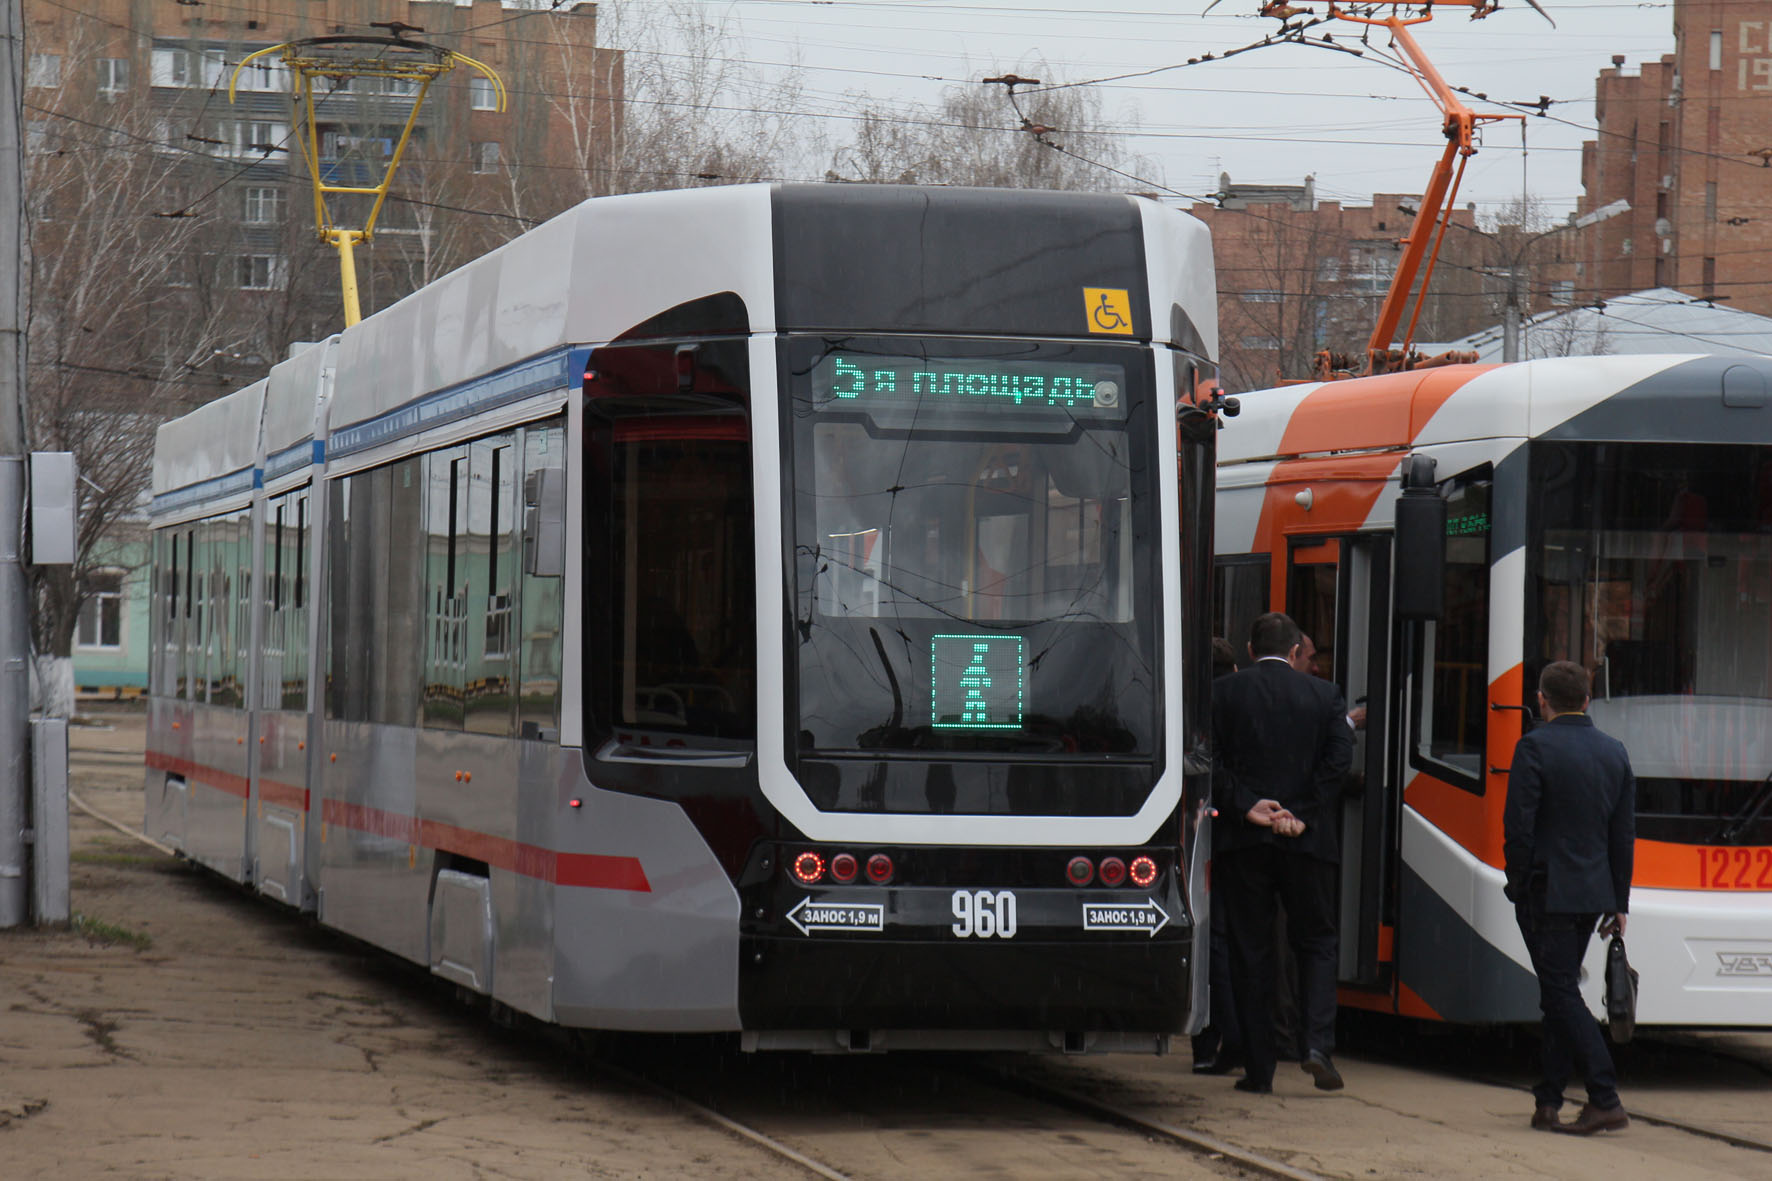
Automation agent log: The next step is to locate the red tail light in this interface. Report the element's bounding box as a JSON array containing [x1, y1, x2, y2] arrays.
[[865, 853, 894, 884], [1065, 856, 1095, 887], [1098, 856, 1127, 887], [1129, 855, 1158, 888], [791, 851, 826, 885], [829, 852, 858, 883]]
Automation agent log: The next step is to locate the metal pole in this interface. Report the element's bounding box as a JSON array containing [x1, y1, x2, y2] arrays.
[[1502, 286, 1522, 363], [1, 0, 32, 928]]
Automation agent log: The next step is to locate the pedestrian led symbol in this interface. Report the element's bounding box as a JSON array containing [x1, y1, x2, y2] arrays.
[[1084, 287, 1133, 335], [931, 634, 1024, 730], [960, 644, 992, 722]]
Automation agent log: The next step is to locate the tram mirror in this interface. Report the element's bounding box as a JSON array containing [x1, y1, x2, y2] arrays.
[[523, 466, 566, 577], [1394, 459, 1445, 621]]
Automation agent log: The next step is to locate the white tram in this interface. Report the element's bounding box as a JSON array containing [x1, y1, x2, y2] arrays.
[[1214, 356, 1772, 1027], [145, 185, 1224, 1051]]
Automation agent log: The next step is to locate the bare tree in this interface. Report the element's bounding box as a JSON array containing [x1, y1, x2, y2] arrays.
[[23, 30, 248, 714], [829, 75, 1148, 191]]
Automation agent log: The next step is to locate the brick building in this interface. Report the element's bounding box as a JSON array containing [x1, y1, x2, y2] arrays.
[[20, 0, 619, 694], [23, 0, 619, 363], [1189, 175, 1495, 390], [1577, 0, 1772, 315]]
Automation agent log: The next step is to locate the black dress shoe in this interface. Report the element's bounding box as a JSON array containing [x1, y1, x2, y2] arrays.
[[1233, 1077, 1273, 1094], [1531, 1105, 1562, 1131], [1555, 1103, 1629, 1135], [1192, 1055, 1244, 1075], [1302, 1050, 1344, 1091]]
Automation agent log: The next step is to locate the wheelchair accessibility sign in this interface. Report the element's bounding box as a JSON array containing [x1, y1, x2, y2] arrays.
[[1083, 288, 1133, 335]]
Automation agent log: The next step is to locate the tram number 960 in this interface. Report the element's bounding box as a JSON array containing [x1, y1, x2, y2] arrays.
[[951, 890, 1018, 939]]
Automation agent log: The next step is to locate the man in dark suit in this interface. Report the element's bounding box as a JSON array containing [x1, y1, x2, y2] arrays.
[[1191, 638, 1244, 1075], [1504, 660, 1635, 1135], [1212, 611, 1353, 1094]]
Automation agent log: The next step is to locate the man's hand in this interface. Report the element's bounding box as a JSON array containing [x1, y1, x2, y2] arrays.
[[1273, 813, 1307, 838], [1599, 914, 1627, 937], [1245, 799, 1286, 828]]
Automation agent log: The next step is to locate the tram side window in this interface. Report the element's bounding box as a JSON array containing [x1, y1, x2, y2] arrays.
[[1213, 556, 1270, 670], [422, 447, 470, 730], [149, 530, 172, 697], [517, 419, 565, 737], [1410, 466, 1492, 792], [261, 491, 311, 711], [326, 461, 425, 725], [584, 339, 756, 746], [176, 527, 195, 699], [464, 434, 518, 738], [285, 491, 309, 709]]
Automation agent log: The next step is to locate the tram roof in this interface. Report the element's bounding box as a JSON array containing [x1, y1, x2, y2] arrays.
[[1217, 352, 1772, 465], [152, 378, 267, 498], [151, 184, 1217, 499]]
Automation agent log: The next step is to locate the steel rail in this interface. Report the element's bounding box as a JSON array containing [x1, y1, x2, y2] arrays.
[[969, 1064, 1326, 1181]]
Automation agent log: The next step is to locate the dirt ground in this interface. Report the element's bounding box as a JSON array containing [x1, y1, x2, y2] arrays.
[[0, 706, 788, 1180]]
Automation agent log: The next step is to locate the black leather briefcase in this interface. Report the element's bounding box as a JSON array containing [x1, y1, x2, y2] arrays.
[[1605, 932, 1639, 1043]]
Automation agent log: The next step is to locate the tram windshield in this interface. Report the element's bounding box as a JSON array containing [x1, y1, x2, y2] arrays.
[[786, 336, 1159, 756], [1530, 441, 1772, 843]]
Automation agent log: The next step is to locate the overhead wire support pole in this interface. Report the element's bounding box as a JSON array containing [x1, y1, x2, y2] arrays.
[[1, 0, 31, 929], [230, 35, 505, 328]]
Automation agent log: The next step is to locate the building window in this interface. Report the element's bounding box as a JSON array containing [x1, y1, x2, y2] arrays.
[[233, 58, 285, 93], [152, 48, 187, 87], [1239, 335, 1280, 350], [1550, 279, 1574, 306], [237, 254, 285, 290], [97, 57, 129, 98], [26, 54, 61, 89], [471, 141, 501, 174], [1703, 256, 1717, 296], [470, 76, 498, 110], [1710, 30, 1723, 72], [243, 186, 285, 225], [228, 120, 288, 157], [1705, 182, 1718, 221], [25, 120, 49, 155], [78, 573, 124, 649], [1242, 289, 1283, 303]]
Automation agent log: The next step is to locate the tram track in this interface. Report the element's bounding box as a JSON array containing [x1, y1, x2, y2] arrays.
[[964, 1062, 1324, 1180]]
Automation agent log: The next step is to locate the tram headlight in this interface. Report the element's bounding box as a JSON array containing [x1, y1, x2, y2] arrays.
[[791, 850, 826, 885], [1129, 855, 1158, 889]]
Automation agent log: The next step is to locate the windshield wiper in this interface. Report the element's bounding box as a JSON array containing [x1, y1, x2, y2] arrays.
[[1713, 770, 1772, 846]]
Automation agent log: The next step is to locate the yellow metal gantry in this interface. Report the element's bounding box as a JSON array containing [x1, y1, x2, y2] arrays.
[[231, 35, 505, 327]]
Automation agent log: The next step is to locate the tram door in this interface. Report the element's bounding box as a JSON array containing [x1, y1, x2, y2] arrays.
[[1286, 534, 1395, 990]]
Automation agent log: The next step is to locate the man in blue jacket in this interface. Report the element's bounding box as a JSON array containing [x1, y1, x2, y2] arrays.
[[1504, 660, 1635, 1135]]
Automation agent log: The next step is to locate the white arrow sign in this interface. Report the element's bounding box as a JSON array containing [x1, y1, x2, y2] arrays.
[[1081, 898, 1170, 937], [787, 896, 885, 935]]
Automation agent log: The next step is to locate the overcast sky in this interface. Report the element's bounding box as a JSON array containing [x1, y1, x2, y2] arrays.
[[689, 0, 1678, 216]]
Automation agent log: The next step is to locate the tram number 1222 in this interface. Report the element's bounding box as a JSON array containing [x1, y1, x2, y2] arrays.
[[1697, 848, 1772, 889], [953, 890, 1019, 938]]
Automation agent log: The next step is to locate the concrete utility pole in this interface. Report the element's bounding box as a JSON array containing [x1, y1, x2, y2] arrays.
[[1500, 200, 1630, 363], [2, 0, 32, 928]]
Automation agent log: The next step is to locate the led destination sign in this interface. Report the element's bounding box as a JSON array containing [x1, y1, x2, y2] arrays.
[[815, 354, 1124, 412]]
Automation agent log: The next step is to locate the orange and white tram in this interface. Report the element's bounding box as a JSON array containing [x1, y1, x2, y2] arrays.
[[1214, 356, 1772, 1026], [144, 184, 1227, 1051]]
